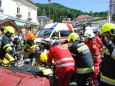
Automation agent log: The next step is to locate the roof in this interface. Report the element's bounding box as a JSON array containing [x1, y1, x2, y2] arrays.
[[26, 0, 37, 7], [44, 23, 73, 31], [6, 16, 38, 26], [77, 15, 91, 19], [0, 20, 18, 29], [38, 16, 50, 22]]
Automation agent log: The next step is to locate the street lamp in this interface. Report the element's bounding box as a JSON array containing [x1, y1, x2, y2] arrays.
[[48, 0, 51, 19]]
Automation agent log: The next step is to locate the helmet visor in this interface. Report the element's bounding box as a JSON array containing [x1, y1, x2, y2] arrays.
[[69, 39, 74, 43], [5, 31, 13, 37], [110, 29, 115, 36]]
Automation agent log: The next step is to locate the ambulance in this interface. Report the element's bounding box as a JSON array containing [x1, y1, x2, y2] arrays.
[[35, 23, 74, 43]]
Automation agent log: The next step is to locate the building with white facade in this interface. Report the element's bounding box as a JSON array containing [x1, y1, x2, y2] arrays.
[[110, 0, 115, 22], [0, 0, 38, 27]]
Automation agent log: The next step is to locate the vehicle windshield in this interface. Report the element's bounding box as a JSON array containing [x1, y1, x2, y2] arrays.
[[60, 30, 72, 37], [36, 29, 52, 38], [36, 29, 72, 38]]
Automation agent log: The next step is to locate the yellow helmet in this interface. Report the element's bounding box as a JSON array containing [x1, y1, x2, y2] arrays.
[[4, 26, 15, 37], [68, 32, 79, 43], [54, 30, 58, 33], [40, 52, 48, 63], [101, 23, 115, 36], [101, 23, 113, 33], [110, 24, 115, 36]]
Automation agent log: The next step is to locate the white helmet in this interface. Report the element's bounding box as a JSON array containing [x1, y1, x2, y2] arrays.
[[51, 40, 60, 47], [85, 26, 93, 32], [84, 30, 95, 38]]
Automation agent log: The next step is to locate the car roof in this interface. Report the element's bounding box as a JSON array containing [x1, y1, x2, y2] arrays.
[[44, 23, 73, 31]]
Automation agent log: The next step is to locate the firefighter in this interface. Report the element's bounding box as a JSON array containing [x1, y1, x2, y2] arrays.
[[23, 32, 40, 66], [47, 40, 75, 86], [13, 37, 23, 61], [84, 30, 100, 86], [0, 26, 16, 66], [94, 30, 104, 49], [93, 29, 105, 59], [85, 26, 104, 58], [51, 30, 59, 40], [85, 26, 104, 49], [68, 32, 94, 86], [98, 23, 115, 86], [0, 28, 3, 48]]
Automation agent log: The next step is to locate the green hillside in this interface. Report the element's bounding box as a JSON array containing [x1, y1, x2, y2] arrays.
[[36, 3, 108, 22]]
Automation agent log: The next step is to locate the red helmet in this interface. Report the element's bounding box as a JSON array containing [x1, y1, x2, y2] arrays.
[[27, 32, 35, 40]]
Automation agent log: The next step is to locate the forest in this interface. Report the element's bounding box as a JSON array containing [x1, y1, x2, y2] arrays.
[[36, 3, 108, 22]]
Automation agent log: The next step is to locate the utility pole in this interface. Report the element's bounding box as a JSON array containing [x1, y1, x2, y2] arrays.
[[96, 0, 115, 23], [48, 0, 51, 19]]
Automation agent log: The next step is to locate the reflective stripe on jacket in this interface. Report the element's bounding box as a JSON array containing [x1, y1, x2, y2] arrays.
[[55, 57, 74, 67], [56, 63, 74, 67], [3, 44, 12, 52], [54, 57, 73, 64], [100, 72, 115, 85], [69, 41, 94, 74], [23, 40, 39, 51], [48, 45, 75, 72], [76, 67, 94, 74]]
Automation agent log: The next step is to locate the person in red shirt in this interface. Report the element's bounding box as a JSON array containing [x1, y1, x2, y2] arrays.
[[95, 35, 104, 48], [84, 30, 101, 86], [85, 26, 104, 49], [47, 40, 75, 86], [93, 30, 105, 58]]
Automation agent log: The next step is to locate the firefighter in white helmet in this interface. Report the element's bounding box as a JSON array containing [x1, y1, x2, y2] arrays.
[[84, 30, 100, 86]]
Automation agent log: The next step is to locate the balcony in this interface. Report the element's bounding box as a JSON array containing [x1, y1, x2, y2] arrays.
[[0, 8, 4, 13], [27, 17, 32, 21], [16, 13, 22, 18]]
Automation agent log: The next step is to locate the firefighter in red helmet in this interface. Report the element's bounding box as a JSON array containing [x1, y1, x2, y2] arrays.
[[23, 32, 40, 65]]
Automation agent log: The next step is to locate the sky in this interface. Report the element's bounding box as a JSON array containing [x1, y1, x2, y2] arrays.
[[32, 0, 109, 12]]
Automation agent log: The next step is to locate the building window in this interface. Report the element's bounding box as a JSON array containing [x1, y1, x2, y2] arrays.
[[0, 0, 2, 7], [28, 12, 31, 17], [17, 7, 20, 13], [114, 6, 115, 14]]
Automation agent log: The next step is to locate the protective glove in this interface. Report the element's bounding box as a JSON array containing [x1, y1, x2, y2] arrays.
[[28, 47, 35, 54]]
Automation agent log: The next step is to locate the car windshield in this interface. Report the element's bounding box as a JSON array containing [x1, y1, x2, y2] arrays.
[[60, 30, 72, 37], [36, 29, 52, 38]]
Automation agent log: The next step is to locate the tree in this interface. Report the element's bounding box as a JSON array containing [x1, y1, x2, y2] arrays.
[[89, 10, 93, 16], [36, 3, 108, 21]]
